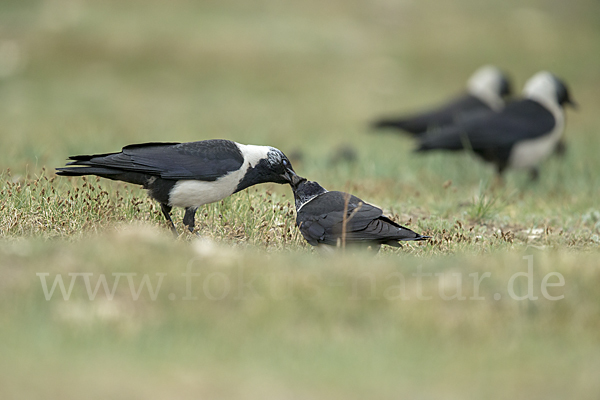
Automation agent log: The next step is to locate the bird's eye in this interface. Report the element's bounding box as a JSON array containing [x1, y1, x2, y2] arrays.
[[283, 159, 289, 167]]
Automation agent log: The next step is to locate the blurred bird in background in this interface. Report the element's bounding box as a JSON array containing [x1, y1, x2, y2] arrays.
[[415, 71, 576, 181], [371, 65, 512, 136]]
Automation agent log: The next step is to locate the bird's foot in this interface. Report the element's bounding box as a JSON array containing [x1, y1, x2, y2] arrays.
[[185, 226, 201, 237], [491, 174, 505, 191], [528, 168, 540, 182]]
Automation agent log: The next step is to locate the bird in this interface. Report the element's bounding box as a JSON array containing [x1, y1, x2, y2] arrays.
[[292, 179, 429, 249], [328, 144, 358, 166], [56, 139, 300, 235], [371, 65, 512, 135], [415, 71, 576, 180]]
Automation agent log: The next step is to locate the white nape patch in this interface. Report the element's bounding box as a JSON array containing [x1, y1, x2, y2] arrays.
[[237, 143, 273, 168], [522, 71, 562, 116], [509, 72, 565, 169], [467, 65, 505, 111], [508, 114, 563, 169], [168, 143, 272, 208]]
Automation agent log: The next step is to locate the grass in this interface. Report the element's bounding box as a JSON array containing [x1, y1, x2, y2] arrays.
[[2, 235, 600, 398], [1, 0, 600, 398]]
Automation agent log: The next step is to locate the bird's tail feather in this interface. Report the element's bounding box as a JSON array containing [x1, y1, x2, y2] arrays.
[[371, 119, 424, 135], [55, 166, 149, 186], [400, 234, 430, 241], [56, 166, 122, 177], [383, 234, 430, 247]]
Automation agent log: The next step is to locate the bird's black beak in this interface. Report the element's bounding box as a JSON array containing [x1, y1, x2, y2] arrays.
[[291, 174, 307, 190], [283, 168, 297, 184], [283, 168, 306, 189], [499, 75, 512, 97], [566, 96, 578, 109]]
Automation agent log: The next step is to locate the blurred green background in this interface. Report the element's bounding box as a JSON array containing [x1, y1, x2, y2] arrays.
[[2, 0, 600, 398], [1, 0, 598, 174]]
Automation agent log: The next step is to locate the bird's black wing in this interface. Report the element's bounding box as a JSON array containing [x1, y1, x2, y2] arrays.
[[297, 191, 426, 246], [345, 215, 426, 246], [373, 94, 490, 135], [60, 140, 245, 181], [297, 191, 380, 245], [417, 100, 556, 151]]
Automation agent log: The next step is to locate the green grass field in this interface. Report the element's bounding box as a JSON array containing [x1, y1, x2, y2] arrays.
[[2, 0, 600, 398]]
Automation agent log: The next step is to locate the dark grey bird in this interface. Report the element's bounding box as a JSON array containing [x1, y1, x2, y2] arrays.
[[372, 65, 512, 135], [415, 71, 576, 180], [57, 139, 300, 235], [328, 144, 358, 166], [292, 179, 429, 249]]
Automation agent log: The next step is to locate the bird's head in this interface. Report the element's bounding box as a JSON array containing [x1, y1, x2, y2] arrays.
[[235, 145, 302, 192], [264, 147, 302, 186], [523, 71, 577, 110], [292, 179, 327, 210], [467, 65, 512, 110]]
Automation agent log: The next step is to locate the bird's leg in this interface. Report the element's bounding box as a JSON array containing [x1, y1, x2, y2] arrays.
[[367, 244, 382, 254], [491, 164, 506, 190], [491, 173, 505, 191], [183, 207, 198, 234], [554, 139, 567, 157], [160, 203, 178, 236], [529, 168, 540, 182]]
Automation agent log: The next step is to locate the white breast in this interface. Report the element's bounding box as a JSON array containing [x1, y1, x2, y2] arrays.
[[467, 65, 505, 111], [508, 109, 564, 169], [168, 168, 246, 208]]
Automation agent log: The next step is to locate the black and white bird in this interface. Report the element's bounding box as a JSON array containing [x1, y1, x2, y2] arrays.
[[56, 139, 300, 234], [292, 179, 429, 249], [415, 71, 576, 180], [372, 65, 512, 135]]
